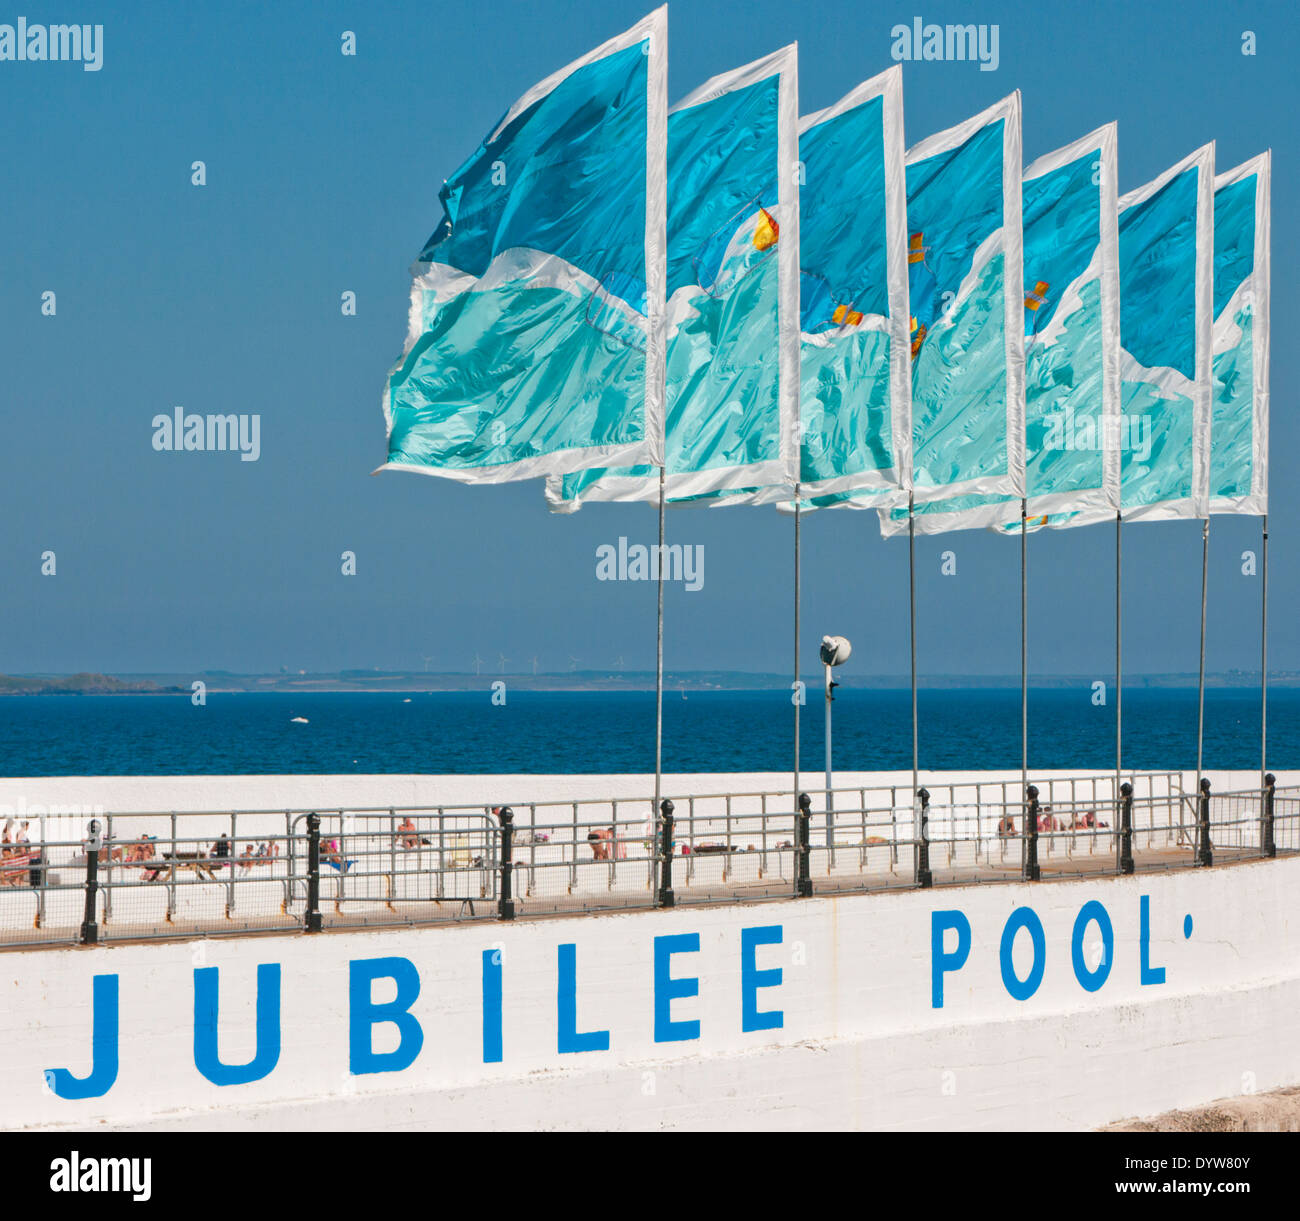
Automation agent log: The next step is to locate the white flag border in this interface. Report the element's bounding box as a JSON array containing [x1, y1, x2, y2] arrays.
[[1209, 150, 1270, 518], [874, 482, 1120, 536], [377, 6, 668, 486]]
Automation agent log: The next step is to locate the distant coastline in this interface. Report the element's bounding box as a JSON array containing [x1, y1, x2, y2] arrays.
[[0, 669, 1290, 695], [0, 673, 186, 696]]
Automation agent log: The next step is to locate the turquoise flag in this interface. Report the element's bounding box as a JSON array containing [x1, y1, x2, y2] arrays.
[[546, 45, 799, 510], [379, 9, 667, 484], [906, 94, 1025, 504], [879, 123, 1122, 536], [792, 65, 910, 503], [1083, 144, 1214, 523], [1210, 152, 1270, 516]]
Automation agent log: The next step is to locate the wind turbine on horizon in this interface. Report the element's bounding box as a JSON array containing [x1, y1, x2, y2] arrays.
[[530, 656, 539, 675], [498, 652, 509, 674], [473, 653, 484, 676], [568, 655, 580, 672], [422, 655, 434, 673]]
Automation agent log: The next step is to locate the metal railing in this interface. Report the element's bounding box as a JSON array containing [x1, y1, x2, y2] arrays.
[[0, 771, 1291, 950]]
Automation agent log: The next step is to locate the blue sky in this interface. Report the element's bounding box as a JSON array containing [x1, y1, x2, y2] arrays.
[[0, 0, 1294, 679]]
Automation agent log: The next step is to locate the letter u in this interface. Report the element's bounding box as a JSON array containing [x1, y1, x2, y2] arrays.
[[194, 964, 282, 1085], [46, 974, 119, 1099]]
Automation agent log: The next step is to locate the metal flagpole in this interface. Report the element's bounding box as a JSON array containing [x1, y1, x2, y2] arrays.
[[654, 465, 666, 824], [794, 487, 801, 807], [1021, 499, 1028, 803], [1115, 510, 1123, 831], [909, 492, 918, 802], [1196, 518, 1210, 795], [1261, 514, 1269, 791]]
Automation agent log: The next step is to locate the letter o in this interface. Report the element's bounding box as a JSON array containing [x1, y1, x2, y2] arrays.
[[999, 906, 1046, 1001], [1071, 900, 1114, 992]]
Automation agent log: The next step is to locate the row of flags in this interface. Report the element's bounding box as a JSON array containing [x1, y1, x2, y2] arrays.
[[379, 7, 1270, 539]]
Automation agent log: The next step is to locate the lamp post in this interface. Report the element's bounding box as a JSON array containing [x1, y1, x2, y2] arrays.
[[819, 635, 851, 867]]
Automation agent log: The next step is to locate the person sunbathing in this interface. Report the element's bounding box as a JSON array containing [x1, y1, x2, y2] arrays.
[[1071, 810, 1109, 830], [1037, 807, 1064, 833], [587, 827, 615, 861]]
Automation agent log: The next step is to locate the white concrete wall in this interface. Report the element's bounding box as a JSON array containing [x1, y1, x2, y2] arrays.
[[5, 853, 1298, 1131]]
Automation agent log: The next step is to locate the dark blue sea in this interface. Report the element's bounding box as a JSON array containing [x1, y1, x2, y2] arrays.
[[0, 688, 1288, 776]]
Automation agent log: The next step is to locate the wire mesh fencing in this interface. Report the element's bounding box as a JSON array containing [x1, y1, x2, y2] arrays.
[[0, 772, 1294, 950], [294, 809, 502, 929]]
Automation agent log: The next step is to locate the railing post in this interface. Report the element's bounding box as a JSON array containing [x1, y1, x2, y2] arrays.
[[167, 811, 178, 922], [915, 788, 932, 888], [795, 793, 812, 898], [658, 799, 675, 908], [80, 819, 102, 946], [388, 808, 397, 906], [1262, 773, 1276, 859], [498, 807, 516, 920], [103, 813, 113, 926], [1022, 785, 1041, 882], [1118, 782, 1135, 875], [305, 812, 322, 932], [1197, 778, 1213, 867], [227, 812, 237, 918]]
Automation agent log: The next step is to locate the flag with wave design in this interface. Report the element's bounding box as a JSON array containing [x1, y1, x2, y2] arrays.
[[379, 9, 667, 484], [1209, 152, 1269, 517]]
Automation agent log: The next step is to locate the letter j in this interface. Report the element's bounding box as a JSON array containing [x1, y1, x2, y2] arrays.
[[46, 974, 120, 1099]]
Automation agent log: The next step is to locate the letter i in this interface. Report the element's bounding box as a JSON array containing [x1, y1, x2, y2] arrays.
[[483, 949, 503, 1063]]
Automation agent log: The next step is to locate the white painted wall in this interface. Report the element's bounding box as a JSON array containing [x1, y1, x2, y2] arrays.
[[5, 853, 1298, 1131]]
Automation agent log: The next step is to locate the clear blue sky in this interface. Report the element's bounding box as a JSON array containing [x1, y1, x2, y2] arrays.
[[1, 0, 1295, 678]]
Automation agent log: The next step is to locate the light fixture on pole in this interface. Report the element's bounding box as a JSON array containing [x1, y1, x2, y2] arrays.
[[820, 635, 851, 864]]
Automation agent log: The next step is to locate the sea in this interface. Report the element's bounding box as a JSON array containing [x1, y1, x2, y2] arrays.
[[0, 688, 1288, 776]]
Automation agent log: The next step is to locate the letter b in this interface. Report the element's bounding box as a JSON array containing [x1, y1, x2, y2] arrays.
[[349, 957, 424, 1075]]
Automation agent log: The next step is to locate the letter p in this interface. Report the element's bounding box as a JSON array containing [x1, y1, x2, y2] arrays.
[[931, 910, 971, 1008]]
